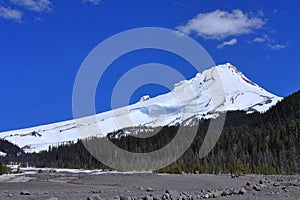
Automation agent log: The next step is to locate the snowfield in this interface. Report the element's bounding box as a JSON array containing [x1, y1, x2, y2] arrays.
[[0, 63, 282, 153], [0, 151, 7, 157]]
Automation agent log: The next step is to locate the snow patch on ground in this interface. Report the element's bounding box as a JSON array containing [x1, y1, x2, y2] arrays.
[[0, 151, 7, 157]]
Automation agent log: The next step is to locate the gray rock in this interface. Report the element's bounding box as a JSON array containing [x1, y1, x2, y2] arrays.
[[203, 193, 210, 199], [47, 198, 58, 200], [203, 192, 218, 199], [120, 196, 131, 200], [282, 182, 297, 187], [229, 188, 239, 195], [180, 191, 192, 200], [142, 195, 153, 200], [244, 185, 253, 191], [221, 190, 230, 196], [282, 187, 289, 192], [253, 185, 262, 191], [239, 187, 247, 195], [259, 184, 267, 189], [146, 187, 154, 192], [20, 190, 31, 195], [87, 194, 101, 200], [166, 190, 180, 200], [211, 191, 220, 198], [162, 193, 170, 200], [178, 196, 185, 200], [181, 191, 188, 196], [152, 195, 160, 200], [273, 182, 280, 187]]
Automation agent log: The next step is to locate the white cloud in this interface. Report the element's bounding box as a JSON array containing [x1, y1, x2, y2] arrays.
[[82, 0, 101, 5], [268, 44, 287, 50], [0, 6, 22, 22], [253, 34, 269, 43], [217, 38, 238, 49], [10, 0, 52, 12], [253, 37, 265, 43], [177, 9, 265, 40], [251, 35, 287, 50]]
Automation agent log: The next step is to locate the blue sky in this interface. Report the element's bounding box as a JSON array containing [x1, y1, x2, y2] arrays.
[[0, 0, 299, 131]]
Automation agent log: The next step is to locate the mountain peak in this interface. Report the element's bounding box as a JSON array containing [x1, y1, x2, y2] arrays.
[[139, 95, 151, 102], [0, 63, 282, 153], [217, 62, 235, 68], [212, 63, 243, 75]]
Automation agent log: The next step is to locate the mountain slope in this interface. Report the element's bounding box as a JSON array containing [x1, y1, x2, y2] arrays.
[[0, 63, 282, 153], [28, 91, 300, 174], [0, 139, 24, 160]]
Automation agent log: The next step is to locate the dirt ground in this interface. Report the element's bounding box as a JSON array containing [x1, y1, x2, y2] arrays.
[[0, 170, 299, 200]]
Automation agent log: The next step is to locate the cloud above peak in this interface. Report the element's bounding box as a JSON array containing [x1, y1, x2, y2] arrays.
[[10, 0, 53, 13], [217, 38, 238, 49], [0, 6, 22, 22], [177, 9, 265, 40]]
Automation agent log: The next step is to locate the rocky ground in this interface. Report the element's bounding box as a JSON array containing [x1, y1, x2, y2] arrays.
[[0, 170, 299, 200]]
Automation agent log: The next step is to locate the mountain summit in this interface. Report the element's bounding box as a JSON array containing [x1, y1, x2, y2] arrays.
[[0, 63, 282, 153]]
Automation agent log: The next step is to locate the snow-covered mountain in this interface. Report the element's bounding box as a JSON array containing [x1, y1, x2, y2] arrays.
[[0, 63, 282, 153]]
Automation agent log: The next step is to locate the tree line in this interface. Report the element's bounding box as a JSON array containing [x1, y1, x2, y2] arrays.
[[2, 91, 300, 174]]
